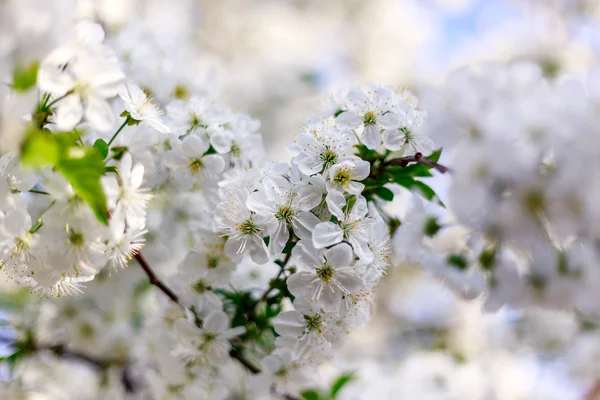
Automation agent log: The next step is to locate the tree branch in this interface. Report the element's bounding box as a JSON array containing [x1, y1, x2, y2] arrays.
[[584, 378, 600, 400], [134, 252, 180, 304], [385, 152, 450, 174], [134, 251, 267, 379], [229, 347, 260, 373], [27, 342, 126, 369], [254, 251, 292, 307]]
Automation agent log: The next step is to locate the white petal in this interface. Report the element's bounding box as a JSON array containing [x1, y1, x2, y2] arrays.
[[274, 311, 305, 337], [291, 212, 321, 240], [361, 124, 381, 150], [54, 95, 83, 130], [312, 222, 343, 249], [382, 128, 403, 151], [203, 154, 225, 174], [324, 243, 353, 268], [204, 311, 229, 333], [210, 131, 234, 154], [85, 96, 115, 132], [183, 135, 209, 156]]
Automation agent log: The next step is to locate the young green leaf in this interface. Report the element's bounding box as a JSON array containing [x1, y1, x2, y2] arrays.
[[330, 373, 354, 398], [20, 128, 60, 168], [374, 186, 394, 202], [12, 61, 39, 92], [93, 139, 109, 159], [57, 148, 109, 224], [300, 389, 323, 400]]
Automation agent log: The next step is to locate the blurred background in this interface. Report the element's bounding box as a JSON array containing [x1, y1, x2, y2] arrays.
[[3, 0, 600, 398]]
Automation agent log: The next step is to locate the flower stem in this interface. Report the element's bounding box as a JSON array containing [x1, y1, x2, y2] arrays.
[[29, 199, 56, 233], [107, 117, 131, 147], [46, 90, 73, 109], [28, 189, 50, 196]]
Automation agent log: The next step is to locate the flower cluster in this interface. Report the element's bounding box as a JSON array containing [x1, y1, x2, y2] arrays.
[[6, 3, 600, 399], [397, 62, 600, 314]]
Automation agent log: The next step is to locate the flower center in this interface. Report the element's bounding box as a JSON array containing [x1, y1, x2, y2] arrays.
[[173, 84, 189, 100], [68, 230, 84, 247], [303, 314, 323, 333], [190, 113, 201, 128], [230, 141, 241, 157], [188, 158, 204, 175], [275, 205, 294, 224], [332, 167, 353, 186], [192, 279, 208, 293], [316, 265, 335, 282], [207, 254, 220, 269], [14, 237, 29, 254], [320, 147, 338, 169], [363, 111, 377, 126], [237, 218, 260, 235]]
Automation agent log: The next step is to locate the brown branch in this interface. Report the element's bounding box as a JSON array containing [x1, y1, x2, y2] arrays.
[[29, 343, 126, 369], [254, 251, 292, 307], [134, 251, 180, 304], [134, 251, 267, 380], [584, 379, 600, 400], [229, 347, 260, 373], [385, 152, 450, 174]]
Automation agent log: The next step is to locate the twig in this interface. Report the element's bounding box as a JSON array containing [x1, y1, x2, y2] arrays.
[[30, 343, 125, 369], [254, 251, 292, 307], [134, 251, 265, 379], [229, 347, 260, 373], [134, 252, 180, 304], [385, 152, 450, 174], [584, 379, 600, 400]]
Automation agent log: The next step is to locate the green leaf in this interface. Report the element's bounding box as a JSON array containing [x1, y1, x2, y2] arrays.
[[424, 217, 441, 237], [447, 253, 469, 270], [411, 181, 445, 207], [331, 374, 354, 398], [93, 139, 109, 159], [57, 147, 109, 224], [12, 61, 39, 92], [426, 148, 442, 163], [342, 194, 357, 213], [374, 186, 394, 202], [20, 128, 60, 167], [104, 165, 119, 174], [282, 240, 297, 254], [301, 390, 322, 400], [110, 146, 128, 161]]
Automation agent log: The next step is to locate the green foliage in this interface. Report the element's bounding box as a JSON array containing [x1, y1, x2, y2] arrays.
[[330, 373, 354, 397], [374, 186, 394, 201], [342, 194, 357, 214], [12, 61, 39, 92], [301, 390, 322, 400], [300, 373, 354, 400], [20, 127, 60, 167], [424, 217, 441, 237], [361, 148, 445, 206], [20, 128, 109, 224], [479, 247, 497, 270], [110, 146, 128, 161], [93, 139, 109, 159], [447, 253, 469, 270]]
